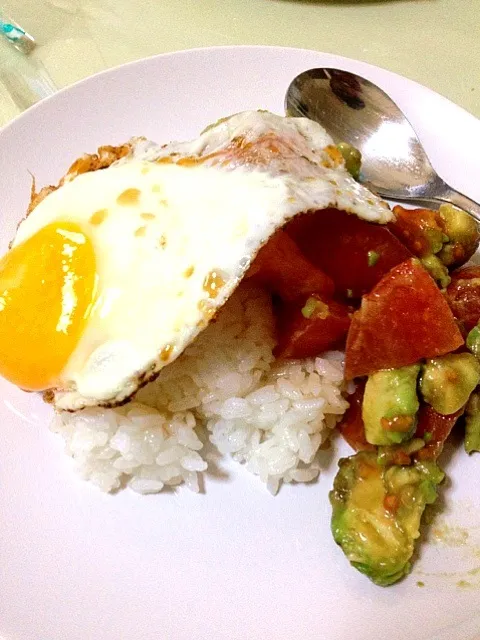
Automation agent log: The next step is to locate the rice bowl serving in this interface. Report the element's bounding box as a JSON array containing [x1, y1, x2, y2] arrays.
[[53, 283, 349, 495]]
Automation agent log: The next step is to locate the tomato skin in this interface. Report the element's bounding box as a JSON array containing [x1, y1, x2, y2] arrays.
[[345, 258, 464, 380], [286, 208, 412, 300], [338, 381, 375, 452], [389, 205, 445, 257], [274, 294, 352, 359], [414, 404, 463, 461], [247, 229, 334, 302], [446, 266, 480, 334]]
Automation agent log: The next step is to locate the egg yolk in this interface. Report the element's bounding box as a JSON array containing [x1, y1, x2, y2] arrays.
[[0, 222, 96, 391]]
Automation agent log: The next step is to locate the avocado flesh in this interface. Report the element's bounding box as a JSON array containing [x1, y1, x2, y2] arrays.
[[420, 353, 480, 415], [363, 365, 420, 446], [337, 142, 361, 180], [438, 204, 480, 267], [420, 254, 450, 288], [330, 451, 444, 587], [465, 390, 480, 454], [466, 325, 480, 359]]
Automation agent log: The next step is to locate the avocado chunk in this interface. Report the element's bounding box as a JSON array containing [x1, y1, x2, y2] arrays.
[[330, 451, 444, 586], [465, 389, 480, 454], [337, 142, 362, 180], [437, 204, 480, 268], [466, 325, 480, 359], [420, 353, 480, 415], [363, 365, 420, 446], [420, 254, 451, 289], [377, 438, 426, 467]]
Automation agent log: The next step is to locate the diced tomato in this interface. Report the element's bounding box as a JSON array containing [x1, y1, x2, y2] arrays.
[[274, 294, 351, 359], [247, 229, 334, 302], [345, 258, 464, 380], [338, 381, 375, 452], [286, 208, 412, 300], [414, 404, 463, 461], [446, 266, 480, 334], [389, 205, 445, 257]]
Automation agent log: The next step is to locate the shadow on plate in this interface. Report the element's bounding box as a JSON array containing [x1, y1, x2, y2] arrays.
[[202, 428, 339, 495], [201, 437, 232, 493]]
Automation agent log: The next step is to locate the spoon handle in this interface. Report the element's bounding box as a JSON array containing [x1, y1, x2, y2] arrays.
[[435, 183, 480, 221], [417, 175, 480, 221], [379, 179, 480, 223]]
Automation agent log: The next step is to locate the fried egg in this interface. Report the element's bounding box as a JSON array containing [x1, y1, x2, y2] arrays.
[[0, 111, 391, 411]]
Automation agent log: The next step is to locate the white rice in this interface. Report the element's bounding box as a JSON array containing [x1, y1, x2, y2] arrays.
[[52, 284, 349, 495]]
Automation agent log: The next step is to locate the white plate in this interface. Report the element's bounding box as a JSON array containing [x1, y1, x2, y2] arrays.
[[1, 46, 480, 640]]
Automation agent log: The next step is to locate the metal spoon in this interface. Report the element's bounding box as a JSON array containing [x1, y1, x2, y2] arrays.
[[285, 68, 480, 220]]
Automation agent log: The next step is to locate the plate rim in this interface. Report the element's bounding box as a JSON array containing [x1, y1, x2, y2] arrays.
[[2, 44, 478, 140]]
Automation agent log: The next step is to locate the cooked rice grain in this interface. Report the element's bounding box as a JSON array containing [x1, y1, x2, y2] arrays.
[[52, 285, 349, 494]]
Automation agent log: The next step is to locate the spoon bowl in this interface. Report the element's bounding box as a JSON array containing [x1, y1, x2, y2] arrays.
[[286, 68, 480, 220]]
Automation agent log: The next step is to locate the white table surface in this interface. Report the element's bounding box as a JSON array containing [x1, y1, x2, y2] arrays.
[[0, 0, 478, 128]]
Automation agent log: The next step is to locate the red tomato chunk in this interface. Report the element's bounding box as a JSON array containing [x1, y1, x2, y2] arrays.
[[275, 294, 351, 359], [286, 208, 412, 300], [345, 258, 464, 380], [414, 404, 463, 461], [247, 229, 334, 302], [338, 381, 375, 452], [389, 205, 445, 257], [446, 266, 480, 334]]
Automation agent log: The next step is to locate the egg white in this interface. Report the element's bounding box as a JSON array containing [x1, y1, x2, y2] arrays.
[[13, 111, 391, 410]]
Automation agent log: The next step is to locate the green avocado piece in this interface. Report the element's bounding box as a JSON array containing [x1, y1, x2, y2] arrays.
[[420, 254, 451, 289], [437, 204, 480, 267], [330, 451, 444, 587], [465, 390, 480, 454], [466, 325, 480, 359], [377, 438, 426, 466], [420, 353, 480, 415], [337, 142, 362, 180], [363, 365, 420, 446]]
